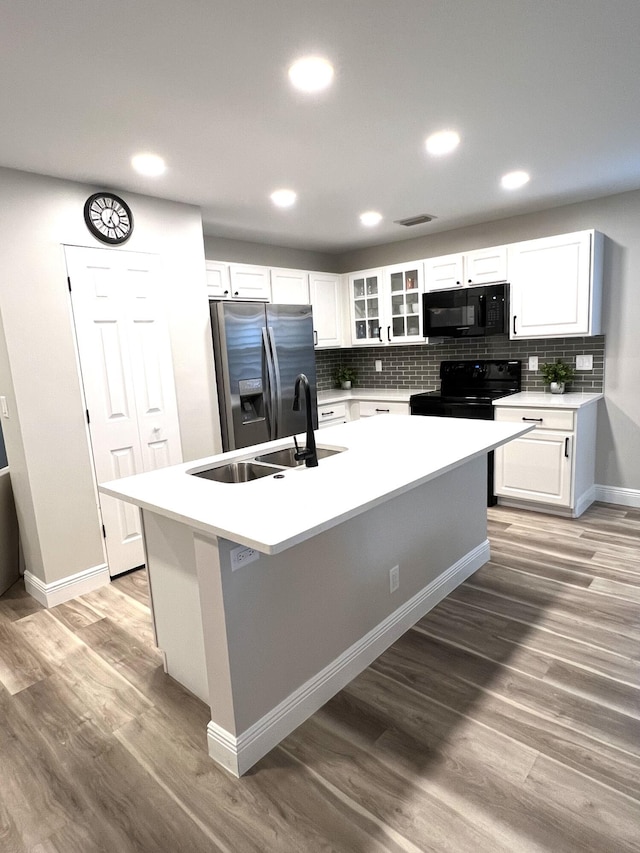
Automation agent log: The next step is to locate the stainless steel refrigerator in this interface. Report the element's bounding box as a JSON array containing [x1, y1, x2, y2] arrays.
[[209, 301, 318, 451]]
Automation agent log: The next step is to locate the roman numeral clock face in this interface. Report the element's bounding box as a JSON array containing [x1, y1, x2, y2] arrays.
[[83, 193, 133, 244]]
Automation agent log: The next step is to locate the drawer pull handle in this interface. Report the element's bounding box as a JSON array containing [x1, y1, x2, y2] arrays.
[[522, 417, 543, 422], [565, 437, 570, 458], [321, 410, 334, 417], [376, 408, 390, 413]]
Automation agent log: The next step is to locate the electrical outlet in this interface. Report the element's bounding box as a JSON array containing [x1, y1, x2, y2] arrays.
[[375, 359, 383, 372], [0, 396, 8, 418], [528, 356, 538, 371], [230, 545, 260, 571], [389, 565, 399, 593], [576, 354, 593, 370]]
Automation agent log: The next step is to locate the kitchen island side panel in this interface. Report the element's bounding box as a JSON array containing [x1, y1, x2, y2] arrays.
[[195, 456, 487, 735]]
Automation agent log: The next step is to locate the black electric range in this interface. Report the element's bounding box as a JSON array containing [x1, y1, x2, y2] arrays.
[[410, 359, 522, 503]]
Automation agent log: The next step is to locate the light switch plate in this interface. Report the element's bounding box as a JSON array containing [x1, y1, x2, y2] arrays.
[[528, 356, 538, 371], [576, 354, 593, 370], [375, 359, 382, 372]]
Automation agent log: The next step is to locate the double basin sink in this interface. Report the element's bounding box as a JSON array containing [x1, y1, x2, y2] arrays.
[[191, 445, 344, 484]]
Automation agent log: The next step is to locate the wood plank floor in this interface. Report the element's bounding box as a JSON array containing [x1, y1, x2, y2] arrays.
[[0, 502, 639, 852]]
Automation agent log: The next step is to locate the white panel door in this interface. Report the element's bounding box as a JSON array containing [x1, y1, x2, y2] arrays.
[[65, 246, 182, 577], [122, 257, 183, 473]]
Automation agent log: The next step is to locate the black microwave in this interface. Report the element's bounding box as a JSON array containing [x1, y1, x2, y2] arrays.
[[422, 282, 508, 338]]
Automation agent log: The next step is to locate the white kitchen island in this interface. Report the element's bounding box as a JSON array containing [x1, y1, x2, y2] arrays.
[[100, 415, 531, 776]]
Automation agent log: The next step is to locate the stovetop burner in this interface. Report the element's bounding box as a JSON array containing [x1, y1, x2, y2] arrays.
[[410, 359, 522, 408]]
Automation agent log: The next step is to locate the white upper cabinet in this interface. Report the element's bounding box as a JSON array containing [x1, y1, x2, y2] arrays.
[[424, 246, 507, 291], [508, 230, 603, 339], [423, 253, 463, 290], [348, 268, 385, 345], [206, 261, 270, 300], [205, 261, 230, 299], [309, 272, 343, 348], [228, 264, 271, 300], [464, 246, 508, 286], [348, 264, 424, 345], [270, 268, 310, 304], [383, 262, 423, 343]]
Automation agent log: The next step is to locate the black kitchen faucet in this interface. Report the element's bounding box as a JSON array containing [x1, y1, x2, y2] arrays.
[[292, 373, 318, 467]]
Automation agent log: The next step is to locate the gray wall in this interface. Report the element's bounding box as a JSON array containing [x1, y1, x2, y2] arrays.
[[204, 235, 337, 273], [332, 189, 639, 495]]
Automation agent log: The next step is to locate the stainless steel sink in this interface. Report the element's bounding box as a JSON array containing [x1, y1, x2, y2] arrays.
[[254, 446, 343, 468], [192, 461, 280, 483]]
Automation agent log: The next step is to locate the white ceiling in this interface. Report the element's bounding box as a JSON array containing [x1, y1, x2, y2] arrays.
[[3, 0, 640, 253]]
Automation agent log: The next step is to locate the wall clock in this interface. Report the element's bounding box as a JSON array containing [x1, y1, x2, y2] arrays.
[[83, 192, 134, 244]]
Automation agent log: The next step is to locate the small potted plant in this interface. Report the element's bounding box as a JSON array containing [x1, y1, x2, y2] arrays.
[[540, 359, 575, 394], [333, 365, 358, 390]]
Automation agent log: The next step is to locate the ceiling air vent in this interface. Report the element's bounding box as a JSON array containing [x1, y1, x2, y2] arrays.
[[394, 213, 437, 227]]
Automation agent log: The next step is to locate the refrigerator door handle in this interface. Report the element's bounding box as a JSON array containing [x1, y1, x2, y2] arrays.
[[262, 327, 277, 440], [267, 326, 283, 437]]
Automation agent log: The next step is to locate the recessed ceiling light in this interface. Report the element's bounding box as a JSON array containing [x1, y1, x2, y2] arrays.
[[131, 153, 166, 177], [270, 189, 297, 208], [288, 56, 334, 92], [425, 130, 460, 156], [501, 170, 530, 189], [360, 211, 382, 227]]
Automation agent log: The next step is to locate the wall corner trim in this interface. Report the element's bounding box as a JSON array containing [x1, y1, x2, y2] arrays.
[[24, 562, 110, 608], [206, 539, 489, 777]]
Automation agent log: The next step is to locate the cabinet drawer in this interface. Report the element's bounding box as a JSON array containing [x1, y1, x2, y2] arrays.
[[318, 402, 347, 424], [495, 406, 574, 431], [358, 400, 409, 417]]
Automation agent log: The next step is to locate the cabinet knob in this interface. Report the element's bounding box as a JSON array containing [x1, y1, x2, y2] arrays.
[[234, 291, 239, 297], [223, 290, 229, 296]]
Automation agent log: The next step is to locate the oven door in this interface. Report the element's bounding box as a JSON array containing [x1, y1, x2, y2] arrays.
[[422, 289, 484, 337]]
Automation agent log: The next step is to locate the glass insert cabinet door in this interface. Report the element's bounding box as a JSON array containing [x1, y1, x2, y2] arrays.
[[351, 273, 382, 343], [388, 267, 421, 341]]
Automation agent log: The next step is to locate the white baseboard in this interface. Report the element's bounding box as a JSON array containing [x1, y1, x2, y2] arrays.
[[207, 539, 490, 777], [24, 562, 110, 608], [595, 484, 640, 509]]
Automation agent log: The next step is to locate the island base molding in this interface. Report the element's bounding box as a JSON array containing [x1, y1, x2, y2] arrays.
[[206, 539, 489, 777]]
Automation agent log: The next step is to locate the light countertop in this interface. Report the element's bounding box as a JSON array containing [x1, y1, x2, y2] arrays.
[[99, 416, 531, 555], [493, 391, 603, 409], [318, 387, 432, 404]]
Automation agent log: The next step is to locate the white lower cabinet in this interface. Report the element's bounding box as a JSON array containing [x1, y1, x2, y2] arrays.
[[358, 400, 409, 417], [494, 402, 598, 517], [317, 401, 348, 429]]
